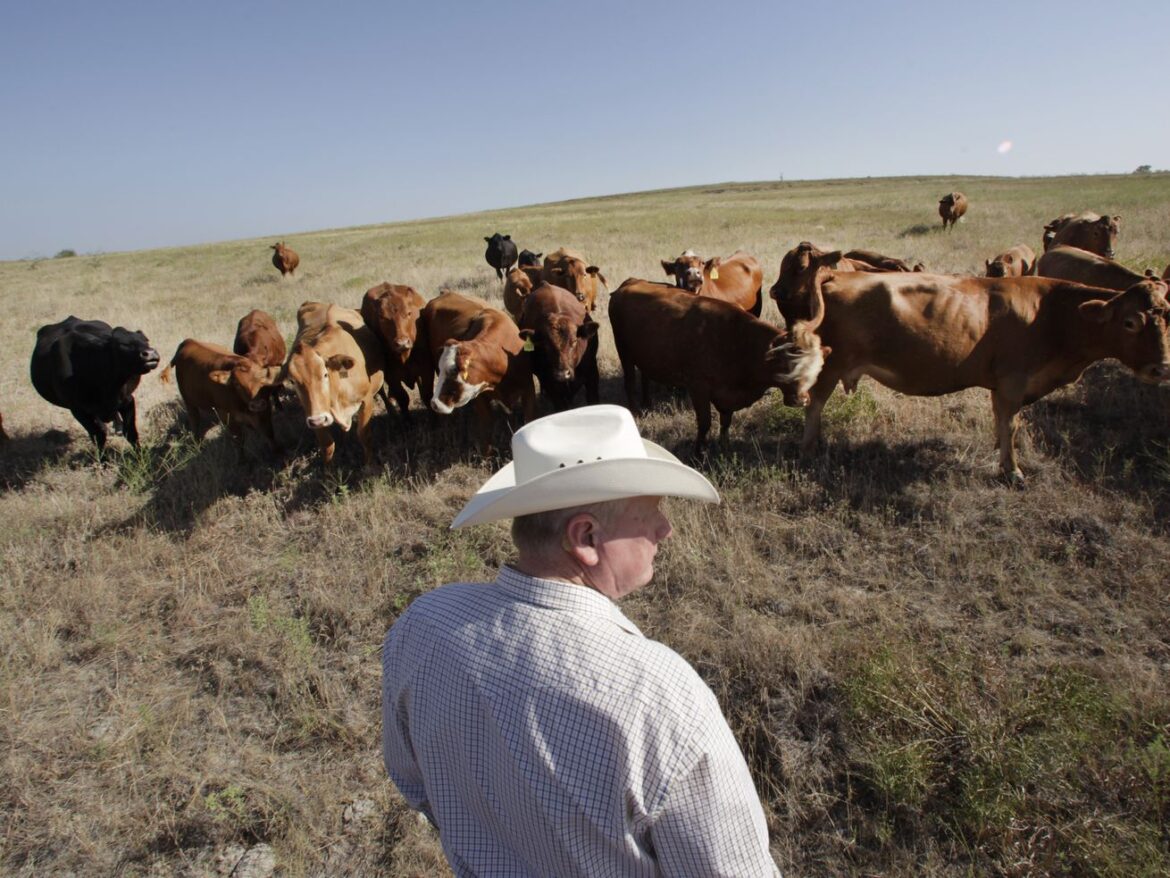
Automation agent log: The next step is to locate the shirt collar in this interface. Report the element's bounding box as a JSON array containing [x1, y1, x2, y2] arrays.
[[496, 566, 643, 637]]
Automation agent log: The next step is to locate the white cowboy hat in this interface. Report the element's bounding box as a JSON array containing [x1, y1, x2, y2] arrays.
[[452, 405, 720, 528]]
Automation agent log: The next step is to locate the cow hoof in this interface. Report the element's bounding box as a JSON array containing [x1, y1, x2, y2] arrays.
[[1003, 470, 1026, 489]]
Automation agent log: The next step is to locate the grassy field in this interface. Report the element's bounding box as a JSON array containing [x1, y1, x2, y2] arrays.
[[1, 174, 1169, 876]]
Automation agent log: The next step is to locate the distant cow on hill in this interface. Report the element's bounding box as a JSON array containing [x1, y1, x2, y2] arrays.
[[271, 242, 299, 277], [484, 233, 518, 280], [30, 317, 160, 451], [938, 192, 968, 230], [985, 245, 1036, 278], [660, 250, 765, 315], [1042, 213, 1120, 258]]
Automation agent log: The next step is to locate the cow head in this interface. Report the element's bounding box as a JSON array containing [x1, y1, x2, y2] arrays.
[[286, 345, 358, 430], [769, 242, 845, 327], [985, 253, 1017, 278], [108, 327, 161, 376], [431, 341, 490, 414], [484, 233, 511, 253], [545, 255, 605, 304], [1079, 279, 1170, 382], [519, 318, 599, 386], [364, 288, 423, 362], [210, 360, 282, 412], [1093, 215, 1121, 259], [661, 250, 705, 292], [518, 249, 543, 268]]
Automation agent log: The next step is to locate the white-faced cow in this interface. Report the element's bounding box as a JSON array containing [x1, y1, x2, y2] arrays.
[[484, 233, 518, 280], [30, 317, 160, 451], [609, 279, 828, 453], [271, 242, 299, 277], [518, 283, 600, 411], [284, 302, 385, 467], [415, 291, 535, 453], [775, 262, 1170, 483], [659, 249, 765, 315]]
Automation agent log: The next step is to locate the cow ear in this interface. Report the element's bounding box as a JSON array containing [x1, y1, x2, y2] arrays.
[[586, 265, 601, 275], [263, 366, 282, 383], [518, 329, 535, 341], [325, 354, 355, 371], [1078, 300, 1111, 323], [209, 370, 232, 385], [661, 260, 675, 276], [985, 259, 991, 271], [577, 322, 600, 339], [704, 257, 722, 272], [504, 235, 511, 240]]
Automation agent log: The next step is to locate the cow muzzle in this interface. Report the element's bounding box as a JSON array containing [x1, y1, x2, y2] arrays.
[[248, 399, 269, 413], [306, 413, 334, 429], [393, 338, 412, 353], [141, 348, 161, 371], [555, 368, 574, 383]]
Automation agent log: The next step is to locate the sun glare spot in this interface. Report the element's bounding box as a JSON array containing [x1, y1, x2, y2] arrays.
[[997, 140, 1013, 155]]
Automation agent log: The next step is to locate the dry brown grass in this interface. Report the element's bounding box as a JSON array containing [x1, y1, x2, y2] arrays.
[[2, 174, 1169, 876]]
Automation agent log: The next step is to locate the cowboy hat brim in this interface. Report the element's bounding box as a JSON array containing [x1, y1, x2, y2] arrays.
[[451, 438, 719, 528]]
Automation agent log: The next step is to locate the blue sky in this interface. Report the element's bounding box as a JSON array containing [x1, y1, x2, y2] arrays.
[[1, 0, 1166, 259]]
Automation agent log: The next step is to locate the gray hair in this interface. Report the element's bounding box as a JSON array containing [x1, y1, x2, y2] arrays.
[[511, 498, 631, 555]]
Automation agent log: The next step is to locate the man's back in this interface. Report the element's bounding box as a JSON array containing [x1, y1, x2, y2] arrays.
[[382, 567, 778, 877]]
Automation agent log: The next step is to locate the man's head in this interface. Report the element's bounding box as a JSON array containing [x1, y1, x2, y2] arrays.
[[512, 495, 672, 599]]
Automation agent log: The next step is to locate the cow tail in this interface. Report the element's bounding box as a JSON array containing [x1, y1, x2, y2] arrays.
[[159, 364, 173, 385]]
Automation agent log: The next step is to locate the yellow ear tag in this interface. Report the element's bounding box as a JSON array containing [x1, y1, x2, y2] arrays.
[[522, 339, 535, 352], [710, 267, 719, 280]]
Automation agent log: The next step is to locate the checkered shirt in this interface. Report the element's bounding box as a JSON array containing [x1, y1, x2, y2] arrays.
[[382, 566, 781, 877]]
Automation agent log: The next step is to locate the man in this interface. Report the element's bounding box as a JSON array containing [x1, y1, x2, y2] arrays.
[[382, 405, 781, 876]]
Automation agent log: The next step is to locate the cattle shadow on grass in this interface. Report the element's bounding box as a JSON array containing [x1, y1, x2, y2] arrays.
[[1028, 362, 1170, 519], [0, 430, 78, 492], [897, 223, 934, 238]]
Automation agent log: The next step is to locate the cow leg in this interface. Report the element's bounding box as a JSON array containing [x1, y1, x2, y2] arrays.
[[689, 386, 712, 455], [800, 375, 838, 455], [473, 396, 495, 457], [118, 397, 140, 447], [991, 391, 1025, 485], [314, 426, 336, 467], [618, 355, 640, 414], [181, 396, 207, 440], [389, 381, 411, 420], [583, 358, 600, 406], [71, 408, 108, 452], [640, 372, 652, 410], [355, 400, 377, 469], [257, 409, 281, 455], [717, 407, 734, 452]]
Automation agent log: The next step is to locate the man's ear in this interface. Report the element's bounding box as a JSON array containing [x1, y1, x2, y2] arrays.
[[563, 512, 601, 565]]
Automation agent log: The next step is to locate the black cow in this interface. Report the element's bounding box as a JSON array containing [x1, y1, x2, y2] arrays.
[[30, 316, 160, 451], [518, 248, 543, 268], [484, 233, 518, 280]]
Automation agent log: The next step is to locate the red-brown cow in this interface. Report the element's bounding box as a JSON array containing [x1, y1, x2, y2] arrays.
[[843, 250, 925, 273], [284, 302, 385, 466], [162, 339, 283, 452], [939, 192, 968, 230], [503, 265, 543, 322], [360, 282, 426, 418], [770, 242, 910, 328], [985, 245, 1037, 277], [659, 249, 765, 315], [1043, 213, 1120, 257], [234, 309, 286, 409], [271, 242, 299, 277], [518, 283, 600, 411], [1036, 246, 1149, 291], [783, 267, 1170, 483], [609, 279, 828, 452], [415, 291, 535, 452], [542, 248, 606, 312]]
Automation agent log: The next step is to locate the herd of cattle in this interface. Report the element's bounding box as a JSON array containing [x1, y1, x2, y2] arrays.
[[13, 199, 1170, 485]]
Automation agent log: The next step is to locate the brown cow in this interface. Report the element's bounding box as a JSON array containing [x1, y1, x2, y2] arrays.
[[609, 279, 828, 453], [161, 339, 282, 452], [784, 268, 1170, 483], [360, 282, 426, 417], [659, 249, 764, 315], [1043, 212, 1119, 257], [234, 309, 286, 409], [503, 265, 543, 322], [271, 242, 299, 277], [843, 250, 924, 273], [518, 283, 600, 411], [939, 192, 968, 230], [1036, 246, 1148, 291], [771, 242, 909, 328], [415, 291, 535, 452], [542, 247, 606, 312], [985, 245, 1037, 278], [284, 302, 385, 466]]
